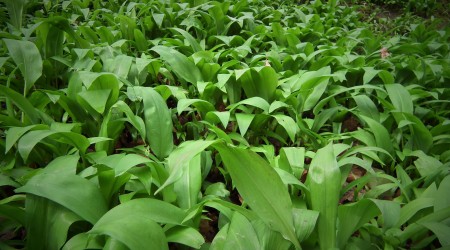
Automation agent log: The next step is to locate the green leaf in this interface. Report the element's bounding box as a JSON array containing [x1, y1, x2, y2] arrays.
[[435, 175, 450, 212], [378, 70, 394, 85], [177, 98, 215, 115], [92, 198, 187, 226], [398, 113, 433, 153], [225, 212, 261, 249], [360, 115, 395, 159], [385, 84, 413, 114], [170, 28, 203, 52], [133, 29, 147, 52], [235, 113, 254, 137], [165, 226, 205, 249], [24, 195, 82, 250], [3, 39, 43, 95], [236, 67, 278, 102], [5, 124, 47, 153], [420, 222, 450, 246], [307, 143, 341, 250], [0, 85, 40, 124], [353, 95, 380, 122], [90, 215, 168, 250], [205, 111, 230, 128], [337, 199, 380, 248], [17, 130, 90, 162], [363, 67, 380, 84], [228, 97, 270, 114], [16, 173, 108, 224], [272, 114, 298, 142], [156, 140, 216, 194], [368, 199, 400, 230], [97, 154, 152, 176], [214, 143, 301, 249], [2, 0, 26, 29], [133, 87, 173, 160], [292, 208, 319, 242], [174, 154, 202, 209], [151, 45, 203, 84], [77, 89, 111, 114]]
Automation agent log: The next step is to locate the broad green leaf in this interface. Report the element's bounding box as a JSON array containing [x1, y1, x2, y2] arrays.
[[90, 214, 168, 250], [3, 39, 43, 95], [397, 113, 433, 153], [369, 199, 400, 230], [77, 89, 111, 114], [353, 95, 380, 121], [307, 143, 341, 250], [3, 0, 26, 29], [228, 97, 270, 113], [362, 67, 380, 84], [93, 198, 187, 226], [133, 87, 173, 160], [62, 233, 103, 250], [235, 113, 254, 137], [165, 226, 205, 249], [205, 111, 230, 128], [269, 101, 290, 114], [25, 195, 82, 250], [400, 207, 450, 244], [360, 115, 394, 159], [292, 208, 319, 242], [5, 124, 47, 153], [236, 67, 278, 102], [435, 175, 450, 212], [77, 72, 120, 109], [378, 70, 394, 85], [170, 28, 203, 52], [252, 219, 292, 250], [177, 98, 215, 115], [273, 114, 298, 142], [156, 140, 216, 194], [214, 143, 301, 249], [225, 212, 261, 250], [174, 154, 202, 209], [17, 130, 90, 162], [133, 29, 147, 52], [40, 155, 79, 176], [16, 173, 108, 224], [274, 168, 309, 195], [97, 154, 152, 176], [151, 45, 203, 84], [279, 147, 305, 172], [337, 199, 380, 248], [152, 13, 165, 28], [420, 222, 450, 246], [385, 84, 414, 114]]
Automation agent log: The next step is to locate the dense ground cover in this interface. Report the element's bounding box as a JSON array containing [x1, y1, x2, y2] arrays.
[[0, 0, 449, 249]]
